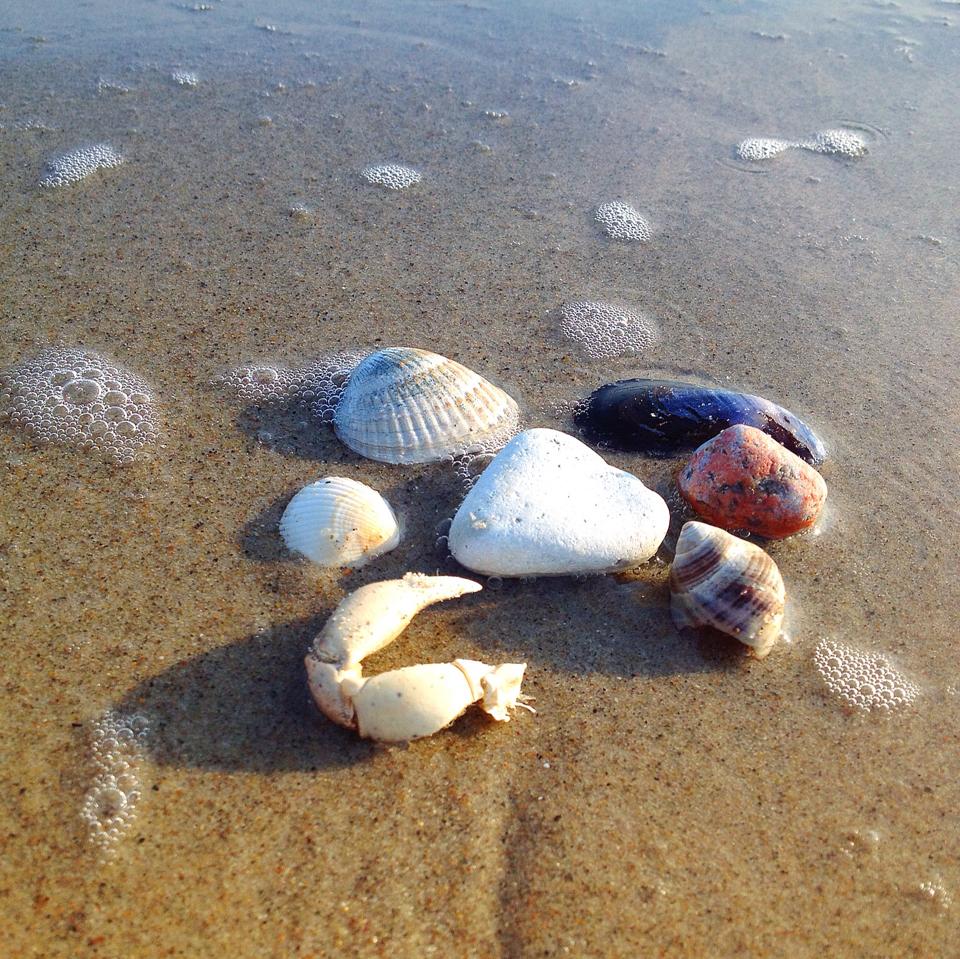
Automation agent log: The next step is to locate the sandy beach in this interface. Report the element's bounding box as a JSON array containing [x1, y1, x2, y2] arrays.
[[1, 0, 958, 955]]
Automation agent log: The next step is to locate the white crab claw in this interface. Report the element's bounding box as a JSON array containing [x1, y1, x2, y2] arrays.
[[310, 572, 482, 669], [349, 660, 528, 742], [351, 662, 476, 742], [480, 662, 529, 721], [304, 659, 358, 730], [304, 573, 531, 742]]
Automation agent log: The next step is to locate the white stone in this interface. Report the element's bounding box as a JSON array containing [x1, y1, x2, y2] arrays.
[[448, 428, 669, 576]]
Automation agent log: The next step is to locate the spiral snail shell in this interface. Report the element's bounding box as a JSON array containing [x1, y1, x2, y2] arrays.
[[669, 521, 786, 658]]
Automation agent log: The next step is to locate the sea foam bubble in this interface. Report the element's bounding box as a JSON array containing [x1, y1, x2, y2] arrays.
[[0, 347, 160, 464], [360, 163, 422, 190], [737, 128, 869, 163], [39, 143, 124, 188], [172, 70, 199, 88], [220, 350, 367, 422], [594, 202, 652, 241], [813, 638, 920, 712], [736, 137, 794, 161], [80, 710, 149, 860], [558, 300, 657, 359]]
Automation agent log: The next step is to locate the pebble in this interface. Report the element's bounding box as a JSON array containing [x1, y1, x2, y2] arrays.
[[448, 428, 669, 577], [677, 424, 827, 538]]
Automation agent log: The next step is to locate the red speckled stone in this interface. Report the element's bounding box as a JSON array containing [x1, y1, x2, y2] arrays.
[[678, 424, 827, 538]]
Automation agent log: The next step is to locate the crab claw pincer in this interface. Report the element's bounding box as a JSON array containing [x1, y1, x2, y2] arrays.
[[304, 574, 530, 742]]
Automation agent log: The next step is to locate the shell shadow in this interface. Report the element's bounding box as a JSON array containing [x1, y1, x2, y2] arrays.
[[115, 579, 745, 775], [448, 571, 744, 678], [232, 400, 360, 462], [116, 614, 374, 772], [239, 492, 292, 563]]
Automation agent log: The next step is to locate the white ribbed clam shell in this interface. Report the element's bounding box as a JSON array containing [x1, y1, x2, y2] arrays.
[[279, 477, 400, 567], [333, 347, 520, 464], [669, 521, 785, 658]]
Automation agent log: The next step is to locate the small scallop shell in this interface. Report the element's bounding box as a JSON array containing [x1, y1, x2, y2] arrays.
[[333, 347, 521, 464], [279, 477, 400, 567], [669, 521, 785, 658]]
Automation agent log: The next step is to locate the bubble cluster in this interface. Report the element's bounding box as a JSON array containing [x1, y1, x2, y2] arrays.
[[558, 300, 657, 359], [813, 638, 920, 712], [737, 129, 868, 162], [0, 347, 160, 464], [450, 450, 495, 492], [38, 143, 124, 188], [219, 350, 367, 422], [736, 137, 794, 161], [809, 128, 868, 158], [97, 78, 131, 94], [2, 117, 56, 133], [80, 710, 149, 859], [447, 410, 522, 493], [594, 202, 652, 241], [172, 70, 199, 87], [916, 878, 953, 911], [360, 163, 422, 190]]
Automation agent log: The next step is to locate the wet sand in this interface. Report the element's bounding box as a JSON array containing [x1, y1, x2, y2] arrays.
[[1, 0, 959, 955]]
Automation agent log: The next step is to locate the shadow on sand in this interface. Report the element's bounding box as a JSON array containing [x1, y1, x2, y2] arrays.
[[118, 613, 375, 773], [115, 569, 745, 773]]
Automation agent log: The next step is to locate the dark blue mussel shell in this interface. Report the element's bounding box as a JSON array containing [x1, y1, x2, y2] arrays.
[[575, 378, 826, 466]]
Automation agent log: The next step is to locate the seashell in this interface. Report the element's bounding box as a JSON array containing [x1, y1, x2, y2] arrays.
[[279, 477, 400, 567], [304, 573, 530, 741], [309, 572, 481, 669], [669, 521, 785, 658], [678, 425, 827, 538], [333, 347, 520, 464], [449, 428, 669, 577], [575, 378, 826, 466]]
